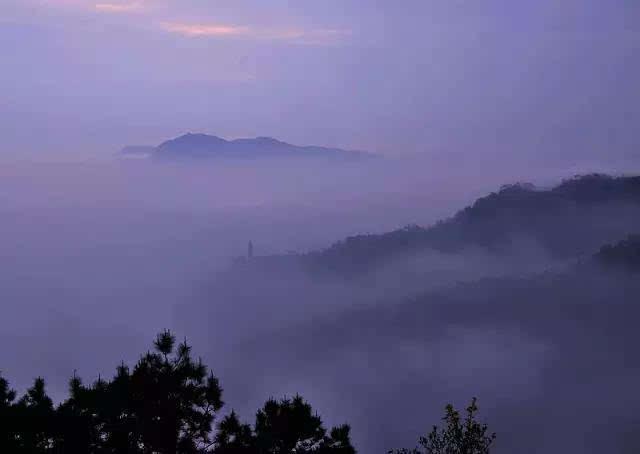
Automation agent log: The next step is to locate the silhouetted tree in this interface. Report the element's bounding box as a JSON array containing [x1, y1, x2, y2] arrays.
[[0, 373, 16, 409], [213, 411, 255, 454], [391, 398, 495, 454], [99, 362, 139, 453], [0, 372, 19, 452], [54, 374, 104, 454], [215, 395, 355, 454], [128, 330, 224, 454], [1, 332, 360, 454], [51, 330, 224, 454], [14, 377, 55, 453]]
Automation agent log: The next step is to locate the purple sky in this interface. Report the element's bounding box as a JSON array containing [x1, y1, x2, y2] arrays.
[[1, 1, 638, 160]]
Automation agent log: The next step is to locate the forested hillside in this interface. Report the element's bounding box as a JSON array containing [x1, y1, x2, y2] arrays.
[[298, 174, 640, 275]]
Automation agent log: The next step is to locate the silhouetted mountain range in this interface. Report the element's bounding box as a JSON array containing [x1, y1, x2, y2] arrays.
[[120, 133, 372, 161]]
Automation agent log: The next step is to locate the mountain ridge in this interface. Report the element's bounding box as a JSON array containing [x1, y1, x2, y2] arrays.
[[120, 133, 373, 160], [303, 174, 640, 273], [235, 174, 640, 276]]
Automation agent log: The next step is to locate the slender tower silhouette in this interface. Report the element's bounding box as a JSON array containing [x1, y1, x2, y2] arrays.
[[248, 240, 254, 259]]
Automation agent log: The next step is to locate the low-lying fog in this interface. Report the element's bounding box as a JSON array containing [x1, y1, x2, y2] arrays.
[[2, 154, 639, 453]]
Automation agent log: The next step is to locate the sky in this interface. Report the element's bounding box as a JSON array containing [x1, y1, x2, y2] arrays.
[[1, 0, 639, 161]]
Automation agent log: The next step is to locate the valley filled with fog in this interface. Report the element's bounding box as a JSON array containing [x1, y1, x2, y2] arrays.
[[2, 153, 640, 453]]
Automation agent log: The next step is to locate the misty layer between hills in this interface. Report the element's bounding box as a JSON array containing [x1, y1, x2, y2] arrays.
[[186, 174, 640, 454], [1, 159, 639, 454]]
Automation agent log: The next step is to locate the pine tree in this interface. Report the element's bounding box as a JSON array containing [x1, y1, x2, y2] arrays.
[[214, 410, 255, 454], [214, 395, 355, 454], [129, 330, 224, 454], [391, 398, 496, 454], [54, 374, 102, 454], [0, 373, 19, 452], [15, 377, 55, 453]]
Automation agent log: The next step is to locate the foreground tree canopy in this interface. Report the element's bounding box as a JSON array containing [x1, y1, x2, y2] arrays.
[[0, 331, 494, 453], [215, 396, 355, 454], [390, 398, 496, 454], [0, 330, 355, 454]]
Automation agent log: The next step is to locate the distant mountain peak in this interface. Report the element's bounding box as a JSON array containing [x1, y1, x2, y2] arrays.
[[161, 133, 227, 146], [120, 133, 373, 161]]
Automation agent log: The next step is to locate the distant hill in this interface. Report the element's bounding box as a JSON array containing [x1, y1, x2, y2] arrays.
[[120, 133, 372, 161], [309, 174, 640, 273], [242, 174, 640, 276]]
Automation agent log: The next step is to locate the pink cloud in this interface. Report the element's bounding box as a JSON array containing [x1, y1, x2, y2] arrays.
[[162, 22, 348, 45], [161, 23, 250, 37], [94, 2, 143, 13]]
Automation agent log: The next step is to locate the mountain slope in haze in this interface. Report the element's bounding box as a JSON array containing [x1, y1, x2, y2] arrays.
[[296, 174, 640, 275], [202, 178, 640, 454], [120, 133, 372, 161], [241, 235, 640, 373], [231, 174, 640, 277], [225, 234, 640, 454], [594, 233, 640, 271]]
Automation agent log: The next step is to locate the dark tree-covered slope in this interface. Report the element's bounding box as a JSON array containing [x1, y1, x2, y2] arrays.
[[299, 174, 640, 275], [594, 234, 640, 271]]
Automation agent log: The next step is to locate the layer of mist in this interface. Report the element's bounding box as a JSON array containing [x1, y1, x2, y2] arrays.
[[1, 154, 639, 453]]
